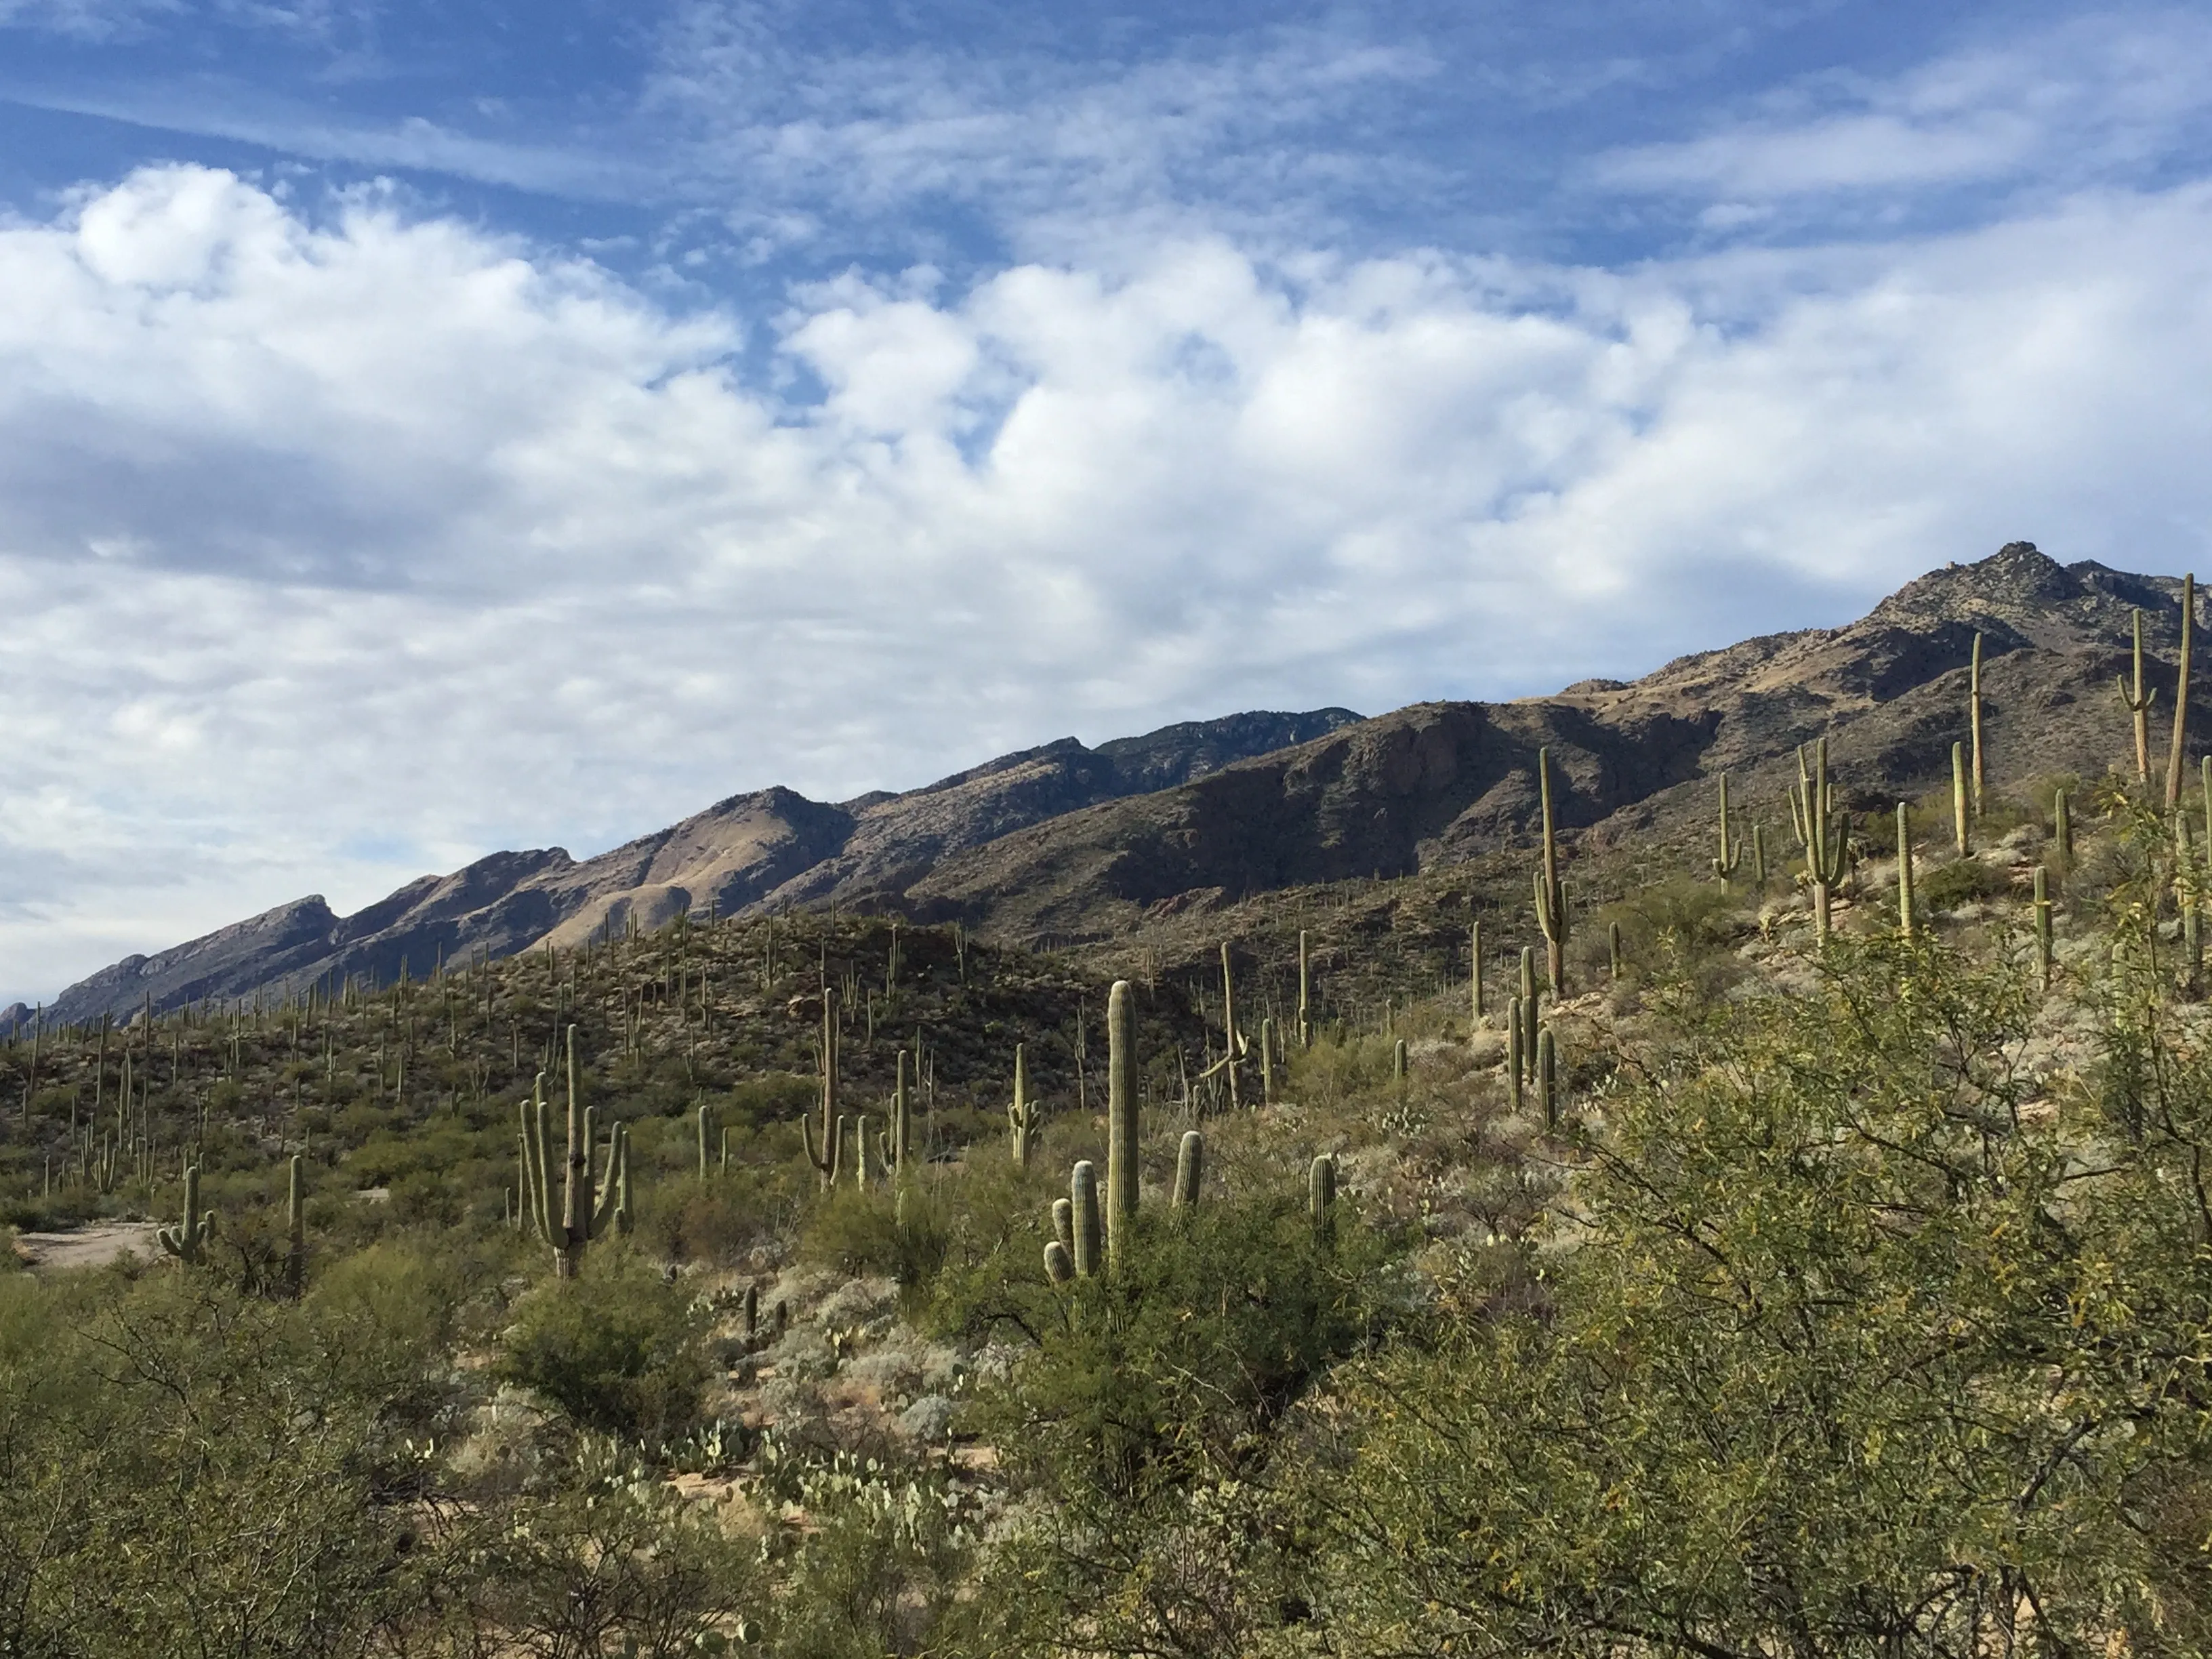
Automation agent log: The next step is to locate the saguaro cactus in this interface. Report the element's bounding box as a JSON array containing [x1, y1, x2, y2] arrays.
[[286, 1155, 304, 1295], [2054, 786, 2073, 864], [1258, 1017, 1275, 1105], [1536, 1027, 1557, 1130], [1469, 918, 1484, 1024], [1533, 747, 1570, 996], [1896, 802, 1916, 939], [1173, 1130, 1204, 1208], [1070, 1160, 1102, 1278], [159, 1165, 214, 1265], [1296, 930, 1311, 1048], [2119, 608, 2157, 783], [1106, 981, 1137, 1269], [2033, 865, 2054, 992], [888, 1049, 913, 1178], [802, 991, 841, 1190], [2171, 573, 2198, 811], [1505, 997, 1524, 1115], [1006, 1043, 1036, 1167], [1789, 739, 1848, 944], [1952, 742, 1971, 857], [1309, 1153, 1337, 1238], [697, 1103, 714, 1183], [519, 1031, 632, 1278], [1969, 632, 1986, 819], [1713, 773, 1744, 886]]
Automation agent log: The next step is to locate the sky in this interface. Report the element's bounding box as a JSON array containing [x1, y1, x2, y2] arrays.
[[3, 0, 2212, 1005]]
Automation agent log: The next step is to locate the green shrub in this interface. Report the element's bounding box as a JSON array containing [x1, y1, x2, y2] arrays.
[[1917, 854, 2015, 911], [494, 1254, 708, 1441]]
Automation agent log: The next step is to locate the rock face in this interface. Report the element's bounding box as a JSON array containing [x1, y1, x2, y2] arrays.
[[901, 544, 2196, 941], [41, 708, 1361, 1024], [39, 542, 2199, 1021]]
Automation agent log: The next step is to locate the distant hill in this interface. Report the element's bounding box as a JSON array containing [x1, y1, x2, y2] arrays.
[[42, 541, 2195, 1025], [40, 709, 1361, 1025]]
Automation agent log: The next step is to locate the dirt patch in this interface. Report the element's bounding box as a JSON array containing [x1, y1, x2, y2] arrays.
[[14, 1223, 165, 1273]]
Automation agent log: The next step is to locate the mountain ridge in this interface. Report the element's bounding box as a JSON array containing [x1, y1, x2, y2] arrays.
[[31, 541, 2200, 1027]]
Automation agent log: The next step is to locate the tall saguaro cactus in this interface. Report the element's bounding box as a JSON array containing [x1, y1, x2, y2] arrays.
[[1106, 980, 1137, 1269], [1533, 747, 1570, 996], [2119, 608, 2158, 783], [1296, 930, 1311, 1049], [1789, 739, 1847, 944], [1969, 632, 1986, 819], [2171, 573, 2198, 811], [159, 1165, 214, 1265], [1006, 1043, 1036, 1167], [286, 1155, 305, 1295], [1712, 773, 1744, 886], [518, 1029, 632, 1279], [1952, 743, 1971, 857], [802, 989, 841, 1189], [1896, 802, 1916, 939]]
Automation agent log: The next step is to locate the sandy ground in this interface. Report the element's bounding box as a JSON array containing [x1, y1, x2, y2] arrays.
[[14, 1223, 165, 1272]]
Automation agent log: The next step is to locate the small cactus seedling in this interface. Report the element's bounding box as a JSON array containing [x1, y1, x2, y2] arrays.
[[2119, 607, 2158, 783], [159, 1166, 215, 1265]]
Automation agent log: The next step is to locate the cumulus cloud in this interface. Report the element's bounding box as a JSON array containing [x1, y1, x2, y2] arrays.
[[5, 161, 2212, 1000]]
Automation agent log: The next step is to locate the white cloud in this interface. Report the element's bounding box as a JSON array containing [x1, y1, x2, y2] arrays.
[[6, 161, 2212, 1002], [1593, 12, 2212, 203]]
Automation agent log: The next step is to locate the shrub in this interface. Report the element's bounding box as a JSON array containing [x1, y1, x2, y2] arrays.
[[494, 1254, 708, 1442]]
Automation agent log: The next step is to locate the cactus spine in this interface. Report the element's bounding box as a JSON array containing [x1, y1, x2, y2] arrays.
[[158, 1165, 214, 1265], [1006, 1043, 1035, 1167], [1790, 739, 1847, 944], [2033, 865, 2053, 991], [1106, 981, 1137, 1269], [2171, 573, 2198, 811], [1969, 631, 1986, 819], [2119, 607, 2157, 783], [1173, 1130, 1203, 1208], [1896, 802, 1916, 939], [1713, 773, 1744, 885], [802, 990, 841, 1189], [1533, 747, 1569, 996]]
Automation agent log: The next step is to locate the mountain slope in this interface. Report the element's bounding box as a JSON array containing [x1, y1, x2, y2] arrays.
[[905, 544, 2188, 942], [41, 708, 1361, 1025]]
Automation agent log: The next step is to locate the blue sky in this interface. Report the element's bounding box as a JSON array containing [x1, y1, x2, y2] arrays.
[[3, 0, 2211, 1002]]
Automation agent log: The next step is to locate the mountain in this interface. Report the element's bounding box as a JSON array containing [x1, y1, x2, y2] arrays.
[[41, 541, 2194, 1024], [39, 708, 1361, 1025], [896, 543, 2186, 942]]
